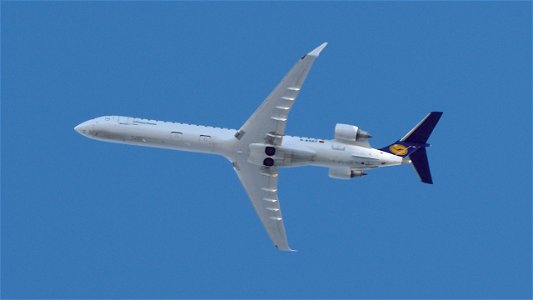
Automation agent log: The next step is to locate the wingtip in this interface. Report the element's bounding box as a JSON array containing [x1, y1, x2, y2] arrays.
[[279, 247, 298, 253], [308, 42, 328, 57], [275, 244, 298, 252]]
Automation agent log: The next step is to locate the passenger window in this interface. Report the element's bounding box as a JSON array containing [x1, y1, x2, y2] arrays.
[[170, 132, 182, 140], [332, 144, 345, 151]]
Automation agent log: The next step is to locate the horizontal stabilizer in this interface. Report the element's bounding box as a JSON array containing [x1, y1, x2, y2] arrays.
[[409, 147, 433, 184], [401, 112, 443, 144]]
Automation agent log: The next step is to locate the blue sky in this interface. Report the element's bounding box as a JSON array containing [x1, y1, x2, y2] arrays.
[[2, 2, 531, 298]]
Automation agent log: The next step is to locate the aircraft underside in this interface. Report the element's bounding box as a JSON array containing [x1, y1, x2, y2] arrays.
[[75, 43, 442, 251]]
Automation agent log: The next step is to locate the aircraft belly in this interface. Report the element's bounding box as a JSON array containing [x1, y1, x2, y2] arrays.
[[291, 143, 388, 170], [279, 147, 316, 166], [90, 120, 236, 155]]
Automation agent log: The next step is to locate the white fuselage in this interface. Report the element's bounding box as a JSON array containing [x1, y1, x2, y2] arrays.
[[75, 116, 404, 174]]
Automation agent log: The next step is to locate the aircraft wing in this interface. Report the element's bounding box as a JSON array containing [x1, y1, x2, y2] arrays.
[[231, 43, 327, 251], [236, 42, 327, 146], [232, 158, 294, 251]]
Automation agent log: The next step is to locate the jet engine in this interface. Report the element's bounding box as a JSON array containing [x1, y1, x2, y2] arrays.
[[334, 123, 372, 145], [328, 167, 367, 180]]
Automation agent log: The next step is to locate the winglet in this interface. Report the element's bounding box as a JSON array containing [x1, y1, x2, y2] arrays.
[[307, 42, 328, 57], [278, 247, 298, 253]]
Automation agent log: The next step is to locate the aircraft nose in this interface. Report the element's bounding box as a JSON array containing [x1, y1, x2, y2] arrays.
[[74, 121, 92, 136]]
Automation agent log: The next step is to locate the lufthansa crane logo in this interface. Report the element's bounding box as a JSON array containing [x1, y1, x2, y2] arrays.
[[389, 144, 408, 156]]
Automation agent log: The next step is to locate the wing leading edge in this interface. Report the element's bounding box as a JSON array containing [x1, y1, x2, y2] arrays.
[[233, 43, 327, 250], [236, 42, 327, 146]]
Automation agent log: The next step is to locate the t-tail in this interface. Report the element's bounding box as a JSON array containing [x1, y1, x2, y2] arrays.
[[379, 112, 443, 184]]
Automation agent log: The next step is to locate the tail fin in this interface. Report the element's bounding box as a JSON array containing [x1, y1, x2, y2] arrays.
[[380, 112, 443, 184]]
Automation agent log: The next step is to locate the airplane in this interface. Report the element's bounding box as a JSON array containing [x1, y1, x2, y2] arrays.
[[75, 42, 442, 251]]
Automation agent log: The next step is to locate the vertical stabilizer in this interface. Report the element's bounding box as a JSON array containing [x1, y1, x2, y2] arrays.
[[409, 147, 433, 184], [380, 112, 442, 184]]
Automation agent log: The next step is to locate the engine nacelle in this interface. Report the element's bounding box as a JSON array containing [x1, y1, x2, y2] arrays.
[[334, 123, 372, 144], [328, 167, 367, 180]]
